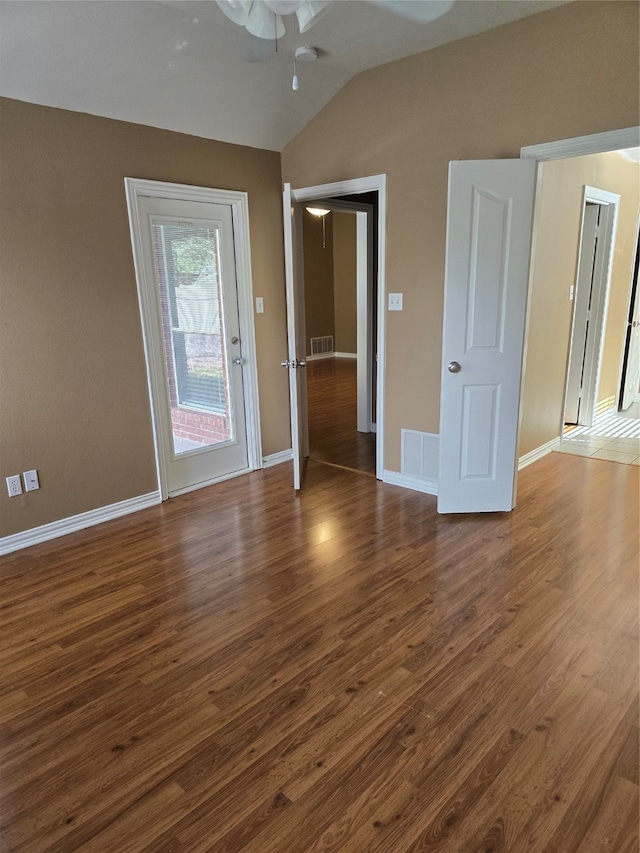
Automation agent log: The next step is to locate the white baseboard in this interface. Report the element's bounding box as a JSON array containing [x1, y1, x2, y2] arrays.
[[0, 491, 162, 556], [334, 352, 357, 359], [518, 437, 561, 470], [306, 353, 334, 362], [382, 469, 438, 496], [262, 449, 293, 468]]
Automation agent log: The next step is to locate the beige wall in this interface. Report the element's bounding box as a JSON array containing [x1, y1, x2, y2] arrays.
[[519, 152, 640, 456], [282, 1, 640, 471], [302, 210, 335, 353], [0, 97, 290, 538], [333, 212, 357, 354]]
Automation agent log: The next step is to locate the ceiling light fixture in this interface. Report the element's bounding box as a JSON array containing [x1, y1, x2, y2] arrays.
[[216, 0, 331, 40], [292, 45, 317, 91], [306, 206, 330, 248]]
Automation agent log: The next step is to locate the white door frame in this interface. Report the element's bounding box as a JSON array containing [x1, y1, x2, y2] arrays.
[[518, 126, 639, 456], [565, 188, 620, 427], [303, 197, 375, 433], [290, 175, 387, 480], [124, 177, 262, 500]]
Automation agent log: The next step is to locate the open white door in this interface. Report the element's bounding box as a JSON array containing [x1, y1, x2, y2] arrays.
[[438, 159, 536, 513], [620, 232, 640, 411], [565, 204, 599, 424], [282, 183, 307, 490]]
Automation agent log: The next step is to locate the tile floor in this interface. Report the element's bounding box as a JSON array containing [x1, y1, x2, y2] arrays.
[[554, 403, 640, 466]]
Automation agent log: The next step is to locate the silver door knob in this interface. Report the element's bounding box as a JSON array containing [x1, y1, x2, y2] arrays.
[[447, 361, 461, 373]]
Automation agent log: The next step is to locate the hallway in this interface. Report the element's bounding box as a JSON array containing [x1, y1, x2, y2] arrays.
[[556, 404, 640, 465], [306, 357, 375, 475]]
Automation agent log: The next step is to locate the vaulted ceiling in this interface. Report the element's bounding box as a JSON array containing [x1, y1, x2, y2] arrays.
[[0, 0, 571, 151]]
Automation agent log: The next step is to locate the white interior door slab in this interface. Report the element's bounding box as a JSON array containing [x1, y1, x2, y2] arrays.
[[438, 159, 536, 513], [282, 183, 307, 490], [565, 204, 599, 424], [620, 239, 640, 410]]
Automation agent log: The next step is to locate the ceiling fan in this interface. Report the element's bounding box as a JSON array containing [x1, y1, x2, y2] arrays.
[[215, 0, 454, 41]]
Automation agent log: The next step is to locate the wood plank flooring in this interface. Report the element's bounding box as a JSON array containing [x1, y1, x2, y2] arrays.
[[1, 456, 638, 850], [307, 358, 375, 475]]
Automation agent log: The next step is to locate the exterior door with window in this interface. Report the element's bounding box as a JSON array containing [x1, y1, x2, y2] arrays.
[[136, 197, 248, 495]]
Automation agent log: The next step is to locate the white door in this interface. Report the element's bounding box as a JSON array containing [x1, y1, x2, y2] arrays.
[[282, 183, 308, 490], [136, 196, 249, 495], [565, 204, 599, 424], [620, 239, 640, 410], [438, 159, 536, 514]]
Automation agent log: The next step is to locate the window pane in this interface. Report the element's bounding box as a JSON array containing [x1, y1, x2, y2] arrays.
[[151, 221, 234, 455]]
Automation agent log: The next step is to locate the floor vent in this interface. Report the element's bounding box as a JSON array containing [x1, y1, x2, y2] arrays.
[[401, 430, 439, 482], [310, 335, 334, 357]]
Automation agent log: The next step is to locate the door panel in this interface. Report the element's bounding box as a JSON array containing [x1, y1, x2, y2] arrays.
[[138, 197, 248, 495], [438, 159, 536, 514]]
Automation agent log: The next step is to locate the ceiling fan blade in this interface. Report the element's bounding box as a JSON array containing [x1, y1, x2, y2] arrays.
[[296, 1, 332, 34], [369, 0, 453, 23], [245, 3, 286, 38], [215, 0, 253, 26]]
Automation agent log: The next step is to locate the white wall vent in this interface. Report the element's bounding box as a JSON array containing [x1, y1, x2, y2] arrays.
[[401, 430, 439, 483], [310, 335, 334, 357]]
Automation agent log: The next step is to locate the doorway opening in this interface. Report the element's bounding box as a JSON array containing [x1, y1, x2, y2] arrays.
[[284, 174, 387, 489], [558, 211, 640, 466], [125, 178, 262, 499], [563, 188, 620, 431], [618, 224, 640, 412], [302, 195, 377, 477]]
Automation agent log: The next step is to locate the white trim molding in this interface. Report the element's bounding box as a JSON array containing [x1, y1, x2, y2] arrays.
[[334, 352, 357, 359], [0, 491, 161, 556], [291, 174, 387, 481], [518, 437, 561, 470], [262, 449, 293, 467], [382, 469, 438, 496], [306, 352, 334, 362], [521, 127, 640, 161]]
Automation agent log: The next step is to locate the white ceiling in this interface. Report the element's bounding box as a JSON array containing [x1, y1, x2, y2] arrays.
[[0, 0, 572, 152]]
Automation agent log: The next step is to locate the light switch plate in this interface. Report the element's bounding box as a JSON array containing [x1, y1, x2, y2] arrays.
[[23, 469, 40, 492], [388, 293, 403, 311], [255, 297, 264, 314]]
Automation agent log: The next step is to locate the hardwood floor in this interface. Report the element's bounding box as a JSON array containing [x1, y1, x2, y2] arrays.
[[307, 358, 375, 475], [1, 456, 638, 850]]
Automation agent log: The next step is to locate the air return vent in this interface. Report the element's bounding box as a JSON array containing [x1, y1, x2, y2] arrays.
[[310, 335, 334, 357], [401, 430, 439, 482]]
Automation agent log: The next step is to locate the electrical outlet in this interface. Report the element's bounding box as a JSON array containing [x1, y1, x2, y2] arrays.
[[23, 469, 39, 492], [6, 475, 23, 497], [255, 297, 264, 314]]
